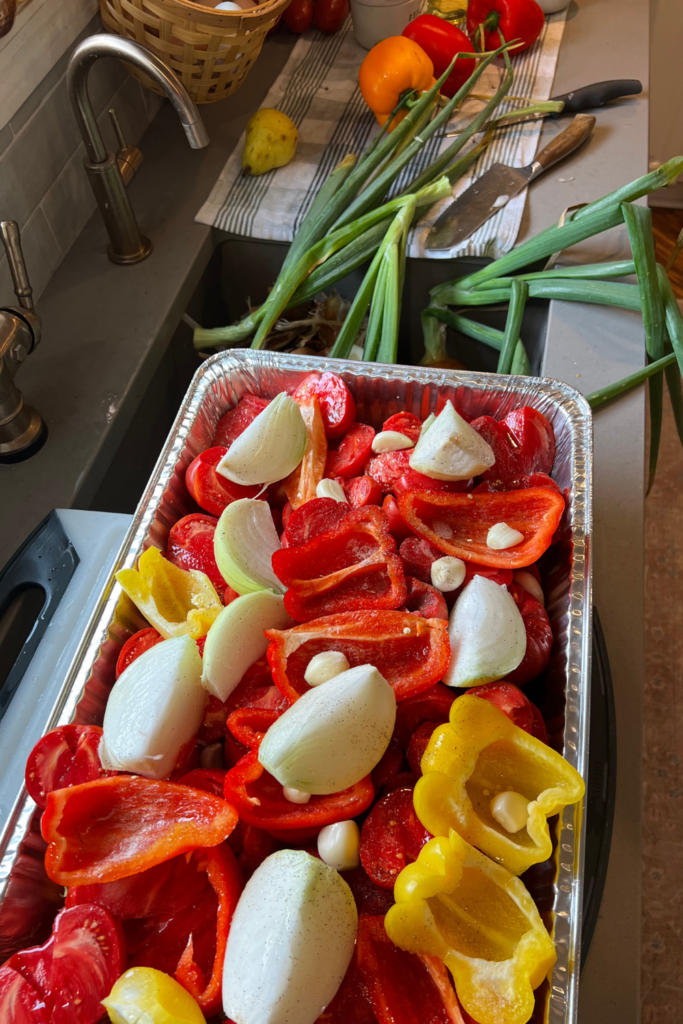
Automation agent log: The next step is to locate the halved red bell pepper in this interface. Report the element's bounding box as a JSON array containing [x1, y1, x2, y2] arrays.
[[397, 487, 565, 569], [226, 704, 282, 750], [293, 371, 356, 439], [166, 513, 227, 592], [403, 14, 476, 97], [281, 497, 350, 548], [213, 393, 269, 448], [356, 914, 463, 1024], [42, 776, 238, 886], [266, 609, 451, 703], [506, 582, 553, 685], [359, 788, 431, 889], [326, 422, 376, 478], [272, 506, 407, 622], [223, 750, 374, 836], [25, 725, 115, 810], [285, 394, 328, 509]]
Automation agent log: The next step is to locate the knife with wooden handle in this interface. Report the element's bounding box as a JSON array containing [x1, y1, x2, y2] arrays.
[[426, 113, 596, 252]]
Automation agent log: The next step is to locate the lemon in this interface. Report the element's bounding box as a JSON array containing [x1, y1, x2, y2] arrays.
[[241, 108, 298, 176], [102, 967, 206, 1024]]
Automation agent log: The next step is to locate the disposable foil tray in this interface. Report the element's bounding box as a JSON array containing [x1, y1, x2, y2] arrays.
[[0, 351, 592, 1024]]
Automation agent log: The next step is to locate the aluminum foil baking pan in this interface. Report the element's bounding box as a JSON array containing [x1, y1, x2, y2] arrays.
[[0, 351, 592, 1024]]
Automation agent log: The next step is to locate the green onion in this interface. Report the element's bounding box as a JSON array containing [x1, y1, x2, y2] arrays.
[[511, 340, 530, 375], [377, 242, 401, 364], [497, 279, 528, 374], [472, 260, 636, 289], [657, 264, 683, 377], [363, 259, 388, 362], [586, 352, 676, 409], [664, 339, 683, 448], [424, 305, 528, 368], [281, 155, 357, 274]]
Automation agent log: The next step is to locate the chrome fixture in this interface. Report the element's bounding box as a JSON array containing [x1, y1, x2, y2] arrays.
[[66, 34, 209, 265], [0, 222, 43, 455]]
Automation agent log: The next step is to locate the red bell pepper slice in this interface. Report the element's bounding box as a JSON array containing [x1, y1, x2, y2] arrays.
[[403, 14, 476, 97], [403, 576, 448, 620], [226, 704, 282, 750], [42, 776, 238, 886], [185, 446, 260, 517], [356, 915, 463, 1024], [293, 371, 356, 439], [381, 411, 423, 443], [359, 788, 431, 889], [505, 582, 553, 685], [393, 682, 456, 748], [213, 393, 269, 448], [397, 487, 565, 569], [166, 513, 226, 592], [116, 627, 164, 678], [25, 725, 115, 810], [281, 497, 350, 548], [326, 422, 376, 478], [223, 750, 374, 835], [285, 395, 328, 510], [365, 449, 412, 492], [466, 0, 544, 55], [266, 609, 451, 703], [1, 905, 126, 1024], [393, 469, 472, 497], [178, 768, 227, 798], [272, 506, 407, 622], [344, 474, 383, 508]]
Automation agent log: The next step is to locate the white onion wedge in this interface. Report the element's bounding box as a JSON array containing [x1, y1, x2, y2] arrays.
[[444, 575, 526, 688], [101, 635, 205, 779], [223, 849, 357, 1024], [214, 498, 285, 596], [217, 392, 307, 486], [409, 400, 495, 480], [202, 592, 291, 701], [258, 664, 396, 794]]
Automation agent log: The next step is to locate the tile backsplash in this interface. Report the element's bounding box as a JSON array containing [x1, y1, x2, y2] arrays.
[[0, 14, 163, 307]]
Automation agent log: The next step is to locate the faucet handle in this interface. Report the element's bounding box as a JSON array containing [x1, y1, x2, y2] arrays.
[[109, 108, 143, 187], [0, 221, 34, 314]]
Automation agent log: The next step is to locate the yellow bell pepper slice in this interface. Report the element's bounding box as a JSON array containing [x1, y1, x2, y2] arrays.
[[415, 694, 585, 875], [116, 547, 222, 640], [102, 966, 206, 1023], [385, 831, 556, 1024]]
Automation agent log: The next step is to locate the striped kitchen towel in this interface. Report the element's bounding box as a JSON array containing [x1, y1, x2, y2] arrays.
[[196, 11, 567, 259]]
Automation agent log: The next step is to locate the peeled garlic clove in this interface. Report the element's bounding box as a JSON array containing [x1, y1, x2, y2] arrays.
[[214, 498, 284, 596], [101, 635, 205, 779], [371, 431, 415, 453], [487, 522, 524, 550], [513, 570, 545, 606], [223, 849, 357, 1024], [317, 820, 360, 871], [304, 650, 350, 686], [316, 478, 349, 503], [430, 556, 466, 592], [258, 664, 396, 794], [202, 592, 290, 701], [284, 787, 311, 804], [444, 575, 526, 688], [409, 400, 495, 480], [490, 791, 530, 833], [217, 392, 307, 487]]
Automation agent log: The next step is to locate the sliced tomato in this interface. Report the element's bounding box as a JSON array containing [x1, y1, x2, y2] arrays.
[[166, 513, 226, 592], [293, 372, 356, 438], [403, 576, 448, 620], [185, 446, 260, 517], [344, 475, 383, 508], [399, 536, 442, 584], [0, 965, 49, 1024], [326, 422, 376, 478], [359, 787, 431, 889], [406, 720, 437, 777], [25, 725, 114, 810], [393, 470, 472, 497], [366, 450, 412, 492], [341, 866, 396, 917], [530, 702, 549, 744], [468, 681, 535, 734], [213, 394, 269, 448], [281, 497, 350, 549], [393, 682, 455, 748], [382, 412, 423, 444], [115, 627, 164, 678], [371, 737, 405, 790], [506, 583, 554, 686], [4, 905, 125, 1024], [316, 950, 376, 1024]]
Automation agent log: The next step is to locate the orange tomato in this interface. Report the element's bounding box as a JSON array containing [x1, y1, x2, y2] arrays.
[[359, 36, 434, 129]]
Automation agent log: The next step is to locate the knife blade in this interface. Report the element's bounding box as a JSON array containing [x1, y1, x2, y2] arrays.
[[426, 113, 596, 252], [442, 79, 642, 137]]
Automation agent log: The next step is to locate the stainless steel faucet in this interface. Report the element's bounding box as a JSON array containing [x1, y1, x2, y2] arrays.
[[66, 34, 209, 265], [0, 222, 43, 456]]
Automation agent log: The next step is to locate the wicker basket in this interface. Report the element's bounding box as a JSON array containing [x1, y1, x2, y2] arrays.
[[100, 0, 291, 104]]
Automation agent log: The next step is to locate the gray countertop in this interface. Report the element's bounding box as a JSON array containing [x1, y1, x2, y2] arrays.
[[1, 0, 649, 1018]]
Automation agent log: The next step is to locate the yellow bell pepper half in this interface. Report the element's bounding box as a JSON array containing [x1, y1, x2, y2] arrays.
[[415, 694, 585, 876], [116, 547, 222, 640], [384, 831, 556, 1024]]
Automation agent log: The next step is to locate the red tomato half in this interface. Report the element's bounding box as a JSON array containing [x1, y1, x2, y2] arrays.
[[381, 411, 423, 443], [293, 372, 356, 438], [506, 582, 553, 686], [25, 725, 114, 810], [2, 905, 126, 1024], [344, 475, 383, 508], [360, 787, 431, 889], [166, 513, 226, 592], [116, 627, 163, 678], [468, 681, 535, 733], [314, 0, 349, 32], [326, 422, 376, 478], [0, 964, 49, 1024], [213, 393, 269, 448], [185, 447, 260, 517]]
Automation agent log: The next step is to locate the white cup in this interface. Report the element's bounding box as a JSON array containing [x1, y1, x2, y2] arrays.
[[350, 0, 422, 50], [536, 0, 569, 11]]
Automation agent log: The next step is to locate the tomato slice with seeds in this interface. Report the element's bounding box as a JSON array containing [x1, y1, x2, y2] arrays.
[[116, 627, 163, 678], [293, 372, 356, 439], [360, 787, 431, 889], [185, 447, 260, 517], [166, 513, 226, 592], [468, 681, 535, 734], [326, 422, 376, 479], [0, 965, 49, 1024], [213, 394, 269, 448], [25, 725, 114, 810], [381, 412, 423, 444]]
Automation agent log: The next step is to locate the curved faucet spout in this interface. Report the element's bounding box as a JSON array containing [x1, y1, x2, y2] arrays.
[[66, 34, 209, 264]]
